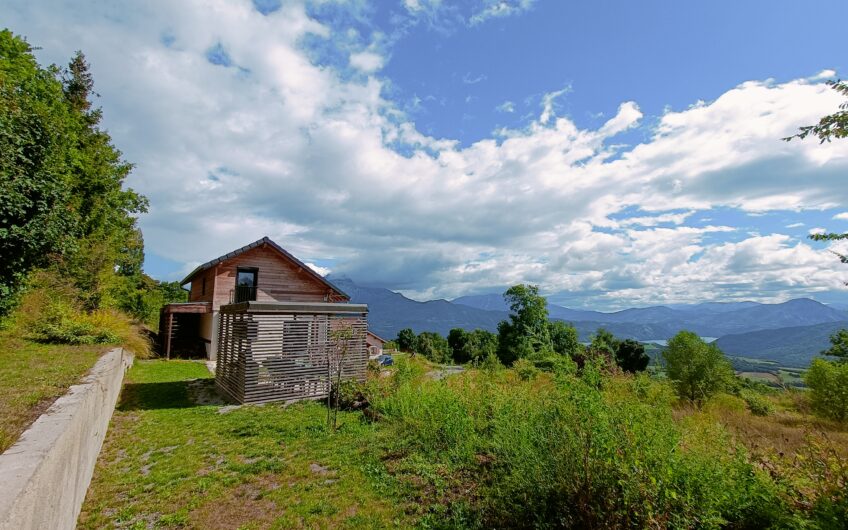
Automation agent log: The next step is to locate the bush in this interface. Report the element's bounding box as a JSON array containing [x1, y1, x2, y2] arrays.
[[529, 354, 576, 376], [373, 368, 789, 528], [805, 358, 848, 423], [512, 358, 540, 381], [739, 389, 775, 417], [11, 275, 151, 357]]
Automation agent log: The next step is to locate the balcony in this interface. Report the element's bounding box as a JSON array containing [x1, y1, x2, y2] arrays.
[[231, 285, 257, 303]]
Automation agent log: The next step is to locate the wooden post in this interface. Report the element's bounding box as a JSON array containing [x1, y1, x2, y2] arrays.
[[165, 313, 174, 360]]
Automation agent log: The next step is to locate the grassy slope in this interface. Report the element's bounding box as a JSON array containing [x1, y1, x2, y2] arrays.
[[0, 331, 104, 452], [78, 361, 416, 529]]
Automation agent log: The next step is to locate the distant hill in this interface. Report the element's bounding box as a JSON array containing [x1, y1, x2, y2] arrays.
[[714, 321, 848, 367], [336, 278, 848, 366], [332, 279, 506, 338]]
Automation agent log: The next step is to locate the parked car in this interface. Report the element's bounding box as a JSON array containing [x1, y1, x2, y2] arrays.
[[377, 354, 393, 366]]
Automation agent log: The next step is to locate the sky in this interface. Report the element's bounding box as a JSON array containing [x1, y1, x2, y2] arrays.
[[3, 0, 848, 310]]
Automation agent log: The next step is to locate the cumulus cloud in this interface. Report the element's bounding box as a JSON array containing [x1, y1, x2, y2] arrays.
[[833, 212, 848, 221], [5, 0, 848, 308]]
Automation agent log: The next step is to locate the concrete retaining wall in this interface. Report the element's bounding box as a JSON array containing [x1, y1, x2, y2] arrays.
[[0, 348, 133, 530]]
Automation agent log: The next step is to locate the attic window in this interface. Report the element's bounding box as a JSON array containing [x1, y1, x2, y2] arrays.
[[202, 277, 206, 296]]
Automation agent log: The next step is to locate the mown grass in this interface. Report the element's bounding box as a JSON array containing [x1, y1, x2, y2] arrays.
[[0, 330, 105, 452], [78, 361, 416, 529]]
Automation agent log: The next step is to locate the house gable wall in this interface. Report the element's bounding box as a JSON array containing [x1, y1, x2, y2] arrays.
[[201, 244, 341, 311], [188, 268, 216, 303]]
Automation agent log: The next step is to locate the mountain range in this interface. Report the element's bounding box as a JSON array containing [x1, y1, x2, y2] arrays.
[[331, 278, 848, 367]]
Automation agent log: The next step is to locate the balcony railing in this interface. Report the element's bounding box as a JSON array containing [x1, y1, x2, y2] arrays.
[[231, 286, 257, 303]]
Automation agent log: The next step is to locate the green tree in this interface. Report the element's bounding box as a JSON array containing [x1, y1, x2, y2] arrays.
[[548, 320, 580, 357], [414, 331, 451, 363], [805, 358, 848, 423], [0, 30, 76, 310], [447, 328, 469, 362], [0, 31, 148, 317], [57, 51, 147, 310], [615, 338, 650, 373], [396, 328, 416, 352], [822, 329, 848, 361], [589, 328, 618, 355], [663, 331, 734, 404], [497, 284, 553, 365], [449, 328, 497, 364]]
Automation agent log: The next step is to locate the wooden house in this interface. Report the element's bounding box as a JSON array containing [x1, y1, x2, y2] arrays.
[[160, 237, 369, 405], [366, 331, 388, 358], [160, 236, 351, 360]]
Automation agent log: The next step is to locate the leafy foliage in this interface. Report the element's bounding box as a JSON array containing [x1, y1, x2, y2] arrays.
[[663, 331, 735, 404], [395, 328, 415, 352], [805, 358, 848, 423], [496, 284, 553, 365], [547, 320, 580, 357], [447, 327, 497, 364], [414, 331, 451, 363], [372, 365, 790, 528], [615, 338, 650, 373], [822, 328, 848, 360]]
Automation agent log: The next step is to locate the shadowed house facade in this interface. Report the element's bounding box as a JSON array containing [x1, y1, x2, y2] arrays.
[[159, 236, 353, 360], [160, 237, 369, 404]]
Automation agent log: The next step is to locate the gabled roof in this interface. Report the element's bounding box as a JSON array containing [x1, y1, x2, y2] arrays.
[[366, 330, 388, 344], [180, 236, 349, 300]]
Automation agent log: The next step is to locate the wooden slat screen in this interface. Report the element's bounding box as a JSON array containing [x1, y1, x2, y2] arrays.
[[215, 305, 368, 405]]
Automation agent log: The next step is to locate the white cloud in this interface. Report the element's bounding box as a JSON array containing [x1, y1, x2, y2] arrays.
[[305, 262, 332, 276], [469, 0, 536, 26], [4, 1, 848, 308], [833, 212, 848, 221], [598, 101, 642, 137], [462, 72, 487, 84], [786, 222, 805, 228], [349, 50, 384, 73], [495, 100, 515, 113], [809, 227, 827, 235]]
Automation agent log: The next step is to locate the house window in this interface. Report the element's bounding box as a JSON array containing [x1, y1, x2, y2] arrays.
[[235, 267, 258, 303], [201, 277, 206, 296]]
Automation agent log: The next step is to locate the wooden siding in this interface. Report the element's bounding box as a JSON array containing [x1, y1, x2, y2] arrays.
[[216, 307, 368, 405], [206, 245, 344, 311], [188, 268, 216, 303]]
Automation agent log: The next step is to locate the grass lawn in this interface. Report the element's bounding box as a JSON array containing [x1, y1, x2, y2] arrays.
[[0, 331, 105, 452], [78, 361, 418, 529]]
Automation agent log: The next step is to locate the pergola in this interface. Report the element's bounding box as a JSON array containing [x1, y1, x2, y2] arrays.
[[215, 301, 369, 404]]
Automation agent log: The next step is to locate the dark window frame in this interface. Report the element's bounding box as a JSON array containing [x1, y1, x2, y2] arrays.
[[235, 267, 259, 302]]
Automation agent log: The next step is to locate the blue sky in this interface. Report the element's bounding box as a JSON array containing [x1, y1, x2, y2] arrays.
[[4, 0, 848, 309]]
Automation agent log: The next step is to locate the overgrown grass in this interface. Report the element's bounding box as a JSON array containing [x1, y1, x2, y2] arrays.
[[78, 361, 416, 529], [8, 271, 153, 357], [0, 330, 104, 452], [81, 357, 848, 528]]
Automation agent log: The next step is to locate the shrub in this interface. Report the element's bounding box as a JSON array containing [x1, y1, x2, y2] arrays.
[[739, 389, 775, 417], [805, 358, 848, 423], [512, 358, 540, 381], [373, 369, 788, 528], [529, 354, 576, 376], [31, 302, 151, 357]]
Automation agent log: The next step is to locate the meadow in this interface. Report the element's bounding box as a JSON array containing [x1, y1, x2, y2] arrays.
[[78, 357, 848, 529]]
